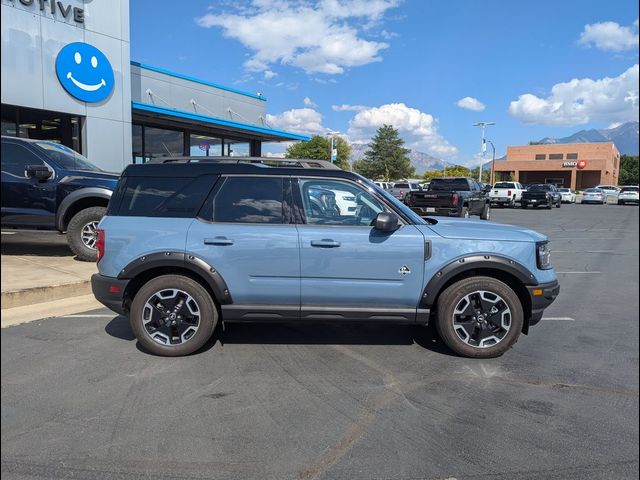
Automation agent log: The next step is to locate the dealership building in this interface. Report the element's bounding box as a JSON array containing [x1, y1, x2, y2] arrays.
[[1, 0, 308, 172], [494, 143, 621, 190]]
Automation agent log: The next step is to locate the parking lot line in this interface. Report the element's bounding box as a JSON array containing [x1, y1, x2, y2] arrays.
[[542, 317, 576, 321], [556, 271, 601, 274]]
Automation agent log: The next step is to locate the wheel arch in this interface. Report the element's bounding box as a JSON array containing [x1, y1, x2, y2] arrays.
[[56, 188, 112, 232], [118, 252, 232, 313], [421, 255, 537, 334]]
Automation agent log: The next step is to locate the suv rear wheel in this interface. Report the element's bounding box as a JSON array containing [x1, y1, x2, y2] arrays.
[[435, 276, 523, 358], [480, 203, 491, 220], [130, 275, 218, 356], [67, 206, 107, 261]]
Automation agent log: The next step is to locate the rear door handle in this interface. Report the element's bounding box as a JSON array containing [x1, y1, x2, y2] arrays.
[[310, 239, 341, 248], [204, 237, 234, 246]]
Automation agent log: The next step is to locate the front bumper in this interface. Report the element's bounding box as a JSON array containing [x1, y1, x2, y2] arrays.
[[91, 274, 129, 316], [527, 280, 560, 327]]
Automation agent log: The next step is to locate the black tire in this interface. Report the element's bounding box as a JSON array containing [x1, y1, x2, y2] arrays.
[[618, 200, 624, 205], [435, 276, 524, 358], [509, 198, 516, 208], [556, 200, 561, 208], [459, 206, 470, 218], [521, 203, 528, 209], [67, 206, 107, 261], [130, 275, 218, 356], [480, 203, 491, 220]]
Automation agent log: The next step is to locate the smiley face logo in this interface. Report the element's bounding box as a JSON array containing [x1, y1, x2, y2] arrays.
[[55, 42, 114, 103]]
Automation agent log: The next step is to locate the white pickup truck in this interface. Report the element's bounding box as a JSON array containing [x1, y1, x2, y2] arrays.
[[489, 181, 526, 208]]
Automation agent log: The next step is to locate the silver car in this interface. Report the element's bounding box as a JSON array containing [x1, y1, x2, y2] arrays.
[[581, 188, 606, 205], [617, 186, 639, 205]]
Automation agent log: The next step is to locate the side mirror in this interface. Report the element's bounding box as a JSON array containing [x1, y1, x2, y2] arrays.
[[374, 212, 399, 232], [25, 165, 52, 180], [482, 185, 492, 193]]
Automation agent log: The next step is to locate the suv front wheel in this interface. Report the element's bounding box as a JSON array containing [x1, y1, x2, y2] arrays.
[[435, 276, 524, 358], [67, 206, 107, 261], [130, 275, 218, 356]]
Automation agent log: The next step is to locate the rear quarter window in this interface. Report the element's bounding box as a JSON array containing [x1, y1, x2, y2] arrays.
[[111, 175, 217, 217]]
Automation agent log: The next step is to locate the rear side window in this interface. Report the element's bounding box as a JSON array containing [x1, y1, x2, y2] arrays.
[[113, 175, 216, 217], [211, 177, 284, 224]]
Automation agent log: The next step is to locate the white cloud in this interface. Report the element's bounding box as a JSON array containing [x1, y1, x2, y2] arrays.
[[332, 103, 368, 111], [303, 96, 318, 108], [263, 70, 277, 80], [578, 19, 639, 51], [456, 96, 486, 112], [195, 0, 398, 74], [347, 103, 458, 157], [508, 64, 639, 126], [265, 108, 329, 136], [608, 122, 623, 129]]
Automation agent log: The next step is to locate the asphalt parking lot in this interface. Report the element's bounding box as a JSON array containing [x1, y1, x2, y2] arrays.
[[2, 204, 638, 480]]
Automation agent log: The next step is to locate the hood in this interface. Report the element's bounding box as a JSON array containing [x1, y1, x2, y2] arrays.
[[58, 171, 120, 188], [421, 217, 547, 243]]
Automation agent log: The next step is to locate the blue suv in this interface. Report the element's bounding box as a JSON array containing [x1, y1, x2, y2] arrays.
[[91, 157, 559, 358]]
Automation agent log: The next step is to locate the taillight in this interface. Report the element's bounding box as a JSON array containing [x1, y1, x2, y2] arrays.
[[452, 192, 459, 207], [507, 190, 512, 196], [96, 228, 105, 262]]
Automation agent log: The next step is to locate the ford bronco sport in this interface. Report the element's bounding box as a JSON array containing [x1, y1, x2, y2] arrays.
[[92, 157, 559, 358]]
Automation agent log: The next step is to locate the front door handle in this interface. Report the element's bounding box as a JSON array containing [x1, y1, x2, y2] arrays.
[[204, 237, 234, 246], [310, 239, 341, 248]]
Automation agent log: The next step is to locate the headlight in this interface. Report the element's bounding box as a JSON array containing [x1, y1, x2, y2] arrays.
[[536, 241, 552, 270]]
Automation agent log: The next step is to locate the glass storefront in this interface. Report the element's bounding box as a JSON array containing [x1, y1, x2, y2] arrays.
[[1, 104, 82, 153], [225, 139, 250, 157], [189, 133, 222, 156]]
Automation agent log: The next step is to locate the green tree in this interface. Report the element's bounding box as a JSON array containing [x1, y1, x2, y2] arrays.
[[285, 135, 351, 170], [422, 165, 471, 181], [619, 155, 639, 185], [470, 166, 491, 184], [352, 125, 414, 181]]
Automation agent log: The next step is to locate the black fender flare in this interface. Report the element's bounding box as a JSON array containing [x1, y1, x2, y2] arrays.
[[420, 254, 537, 309], [56, 187, 113, 231], [117, 251, 233, 305]]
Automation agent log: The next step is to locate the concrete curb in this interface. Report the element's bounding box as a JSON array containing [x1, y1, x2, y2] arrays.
[[1, 280, 92, 310]]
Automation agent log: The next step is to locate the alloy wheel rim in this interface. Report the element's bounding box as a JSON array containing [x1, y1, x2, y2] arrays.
[[142, 289, 201, 346], [452, 290, 511, 348], [80, 221, 99, 249]]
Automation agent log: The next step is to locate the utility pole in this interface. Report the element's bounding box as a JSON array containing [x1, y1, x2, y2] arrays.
[[473, 122, 495, 183]]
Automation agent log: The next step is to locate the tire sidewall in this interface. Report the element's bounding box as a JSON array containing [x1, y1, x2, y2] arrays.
[[435, 276, 524, 358], [67, 206, 106, 261], [130, 275, 218, 356]]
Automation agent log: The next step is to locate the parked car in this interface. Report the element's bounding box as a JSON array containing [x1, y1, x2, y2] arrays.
[[1, 136, 118, 261], [373, 180, 392, 190], [520, 184, 562, 209], [617, 186, 639, 205], [328, 188, 358, 215], [581, 188, 607, 205], [558, 188, 577, 203], [389, 181, 422, 201], [92, 156, 559, 359], [489, 181, 526, 208], [596, 184, 621, 200], [404, 177, 491, 219]]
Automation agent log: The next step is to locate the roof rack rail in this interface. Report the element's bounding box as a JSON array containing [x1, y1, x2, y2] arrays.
[[146, 156, 342, 170]]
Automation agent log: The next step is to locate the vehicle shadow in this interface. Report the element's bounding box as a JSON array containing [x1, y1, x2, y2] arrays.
[[104, 316, 456, 356], [1, 232, 74, 257]]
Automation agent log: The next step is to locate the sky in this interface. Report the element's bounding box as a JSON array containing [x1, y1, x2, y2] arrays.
[[130, 0, 639, 165]]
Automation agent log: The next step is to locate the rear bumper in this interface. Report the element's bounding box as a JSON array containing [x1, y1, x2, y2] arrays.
[[527, 280, 560, 327], [409, 206, 460, 217], [490, 197, 511, 204], [91, 274, 129, 316]]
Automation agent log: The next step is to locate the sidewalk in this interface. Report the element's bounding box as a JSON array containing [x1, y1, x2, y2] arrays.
[[1, 230, 98, 309]]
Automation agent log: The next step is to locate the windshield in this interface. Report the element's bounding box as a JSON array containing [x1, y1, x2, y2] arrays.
[[393, 183, 409, 188], [528, 184, 550, 192], [494, 182, 515, 189], [359, 177, 426, 224], [35, 142, 104, 172], [429, 178, 469, 191], [584, 188, 601, 193]]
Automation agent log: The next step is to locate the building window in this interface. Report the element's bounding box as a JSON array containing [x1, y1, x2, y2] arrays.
[[190, 134, 222, 156], [535, 154, 546, 160], [1, 104, 82, 153], [549, 153, 563, 160], [225, 139, 250, 156], [143, 126, 184, 160], [132, 124, 144, 163], [567, 153, 578, 159]]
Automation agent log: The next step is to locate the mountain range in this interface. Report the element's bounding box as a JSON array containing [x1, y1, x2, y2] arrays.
[[349, 143, 452, 175], [536, 121, 639, 155]]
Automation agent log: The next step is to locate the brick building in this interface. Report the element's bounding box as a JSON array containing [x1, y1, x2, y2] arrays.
[[494, 143, 620, 190]]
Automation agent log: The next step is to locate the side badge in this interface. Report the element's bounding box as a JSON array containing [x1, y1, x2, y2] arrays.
[[399, 265, 411, 276]]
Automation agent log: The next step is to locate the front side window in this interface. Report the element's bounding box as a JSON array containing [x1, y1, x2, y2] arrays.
[[298, 178, 385, 226], [1, 142, 45, 177], [212, 177, 284, 224]]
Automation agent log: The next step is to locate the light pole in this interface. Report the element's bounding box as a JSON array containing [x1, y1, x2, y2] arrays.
[[325, 131, 340, 164], [486, 140, 496, 185], [473, 121, 495, 183]]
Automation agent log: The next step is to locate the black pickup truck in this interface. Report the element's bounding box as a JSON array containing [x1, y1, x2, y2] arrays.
[[520, 184, 562, 209], [404, 177, 491, 220]]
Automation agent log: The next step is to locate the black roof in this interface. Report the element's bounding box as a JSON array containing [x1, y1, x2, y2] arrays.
[[123, 156, 359, 180]]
